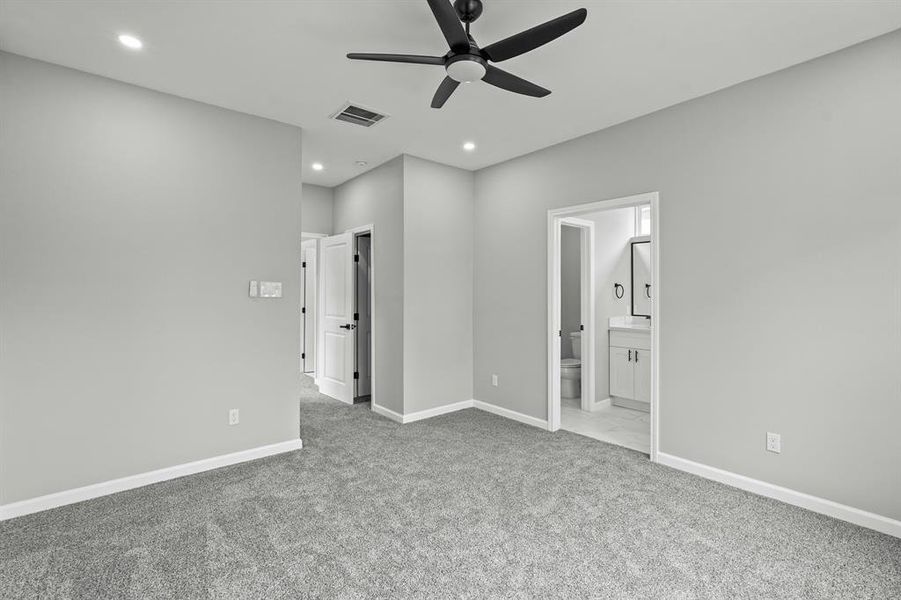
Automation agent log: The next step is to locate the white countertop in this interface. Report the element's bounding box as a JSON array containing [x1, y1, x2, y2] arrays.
[[608, 316, 651, 333]]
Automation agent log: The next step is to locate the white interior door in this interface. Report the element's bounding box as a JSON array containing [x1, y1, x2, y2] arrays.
[[355, 236, 372, 397], [318, 232, 355, 403]]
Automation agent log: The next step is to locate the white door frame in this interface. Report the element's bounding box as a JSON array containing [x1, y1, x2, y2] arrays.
[[300, 233, 325, 380], [547, 192, 661, 462], [300, 239, 318, 375], [345, 224, 375, 407], [558, 217, 595, 413]]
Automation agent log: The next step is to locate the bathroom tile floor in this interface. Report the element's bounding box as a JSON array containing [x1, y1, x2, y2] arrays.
[[561, 398, 651, 454]]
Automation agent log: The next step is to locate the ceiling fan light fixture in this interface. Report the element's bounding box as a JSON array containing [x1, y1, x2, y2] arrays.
[[117, 34, 143, 50], [446, 55, 487, 83]]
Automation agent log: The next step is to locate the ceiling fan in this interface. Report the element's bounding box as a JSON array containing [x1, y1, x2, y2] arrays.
[[347, 0, 587, 108]]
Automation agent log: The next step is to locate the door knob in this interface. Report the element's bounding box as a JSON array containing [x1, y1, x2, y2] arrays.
[[340, 324, 355, 330]]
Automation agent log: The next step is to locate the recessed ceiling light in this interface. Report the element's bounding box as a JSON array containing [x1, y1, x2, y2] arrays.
[[463, 141, 476, 152], [312, 162, 324, 171], [117, 34, 143, 50]]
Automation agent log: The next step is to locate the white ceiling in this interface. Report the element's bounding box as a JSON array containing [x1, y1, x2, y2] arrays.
[[2, 1, 900, 187]]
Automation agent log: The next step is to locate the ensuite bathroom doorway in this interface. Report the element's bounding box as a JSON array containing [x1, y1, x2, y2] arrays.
[[547, 193, 659, 458]]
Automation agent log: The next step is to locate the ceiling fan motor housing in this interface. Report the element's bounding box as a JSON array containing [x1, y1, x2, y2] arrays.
[[454, 0, 483, 23], [446, 54, 487, 83]]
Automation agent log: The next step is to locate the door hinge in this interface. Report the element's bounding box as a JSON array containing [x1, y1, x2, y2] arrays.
[[558, 330, 562, 337], [354, 312, 359, 321], [354, 254, 360, 263], [580, 324, 584, 331], [301, 307, 306, 314], [302, 261, 306, 268], [301, 352, 306, 359], [353, 371, 359, 380]]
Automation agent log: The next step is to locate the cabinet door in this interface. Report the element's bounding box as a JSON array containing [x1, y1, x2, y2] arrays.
[[610, 347, 634, 399], [633, 348, 651, 403]]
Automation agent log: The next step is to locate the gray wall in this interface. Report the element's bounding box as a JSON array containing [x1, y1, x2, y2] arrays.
[[560, 226, 581, 359], [331, 155, 475, 415], [301, 183, 333, 236], [0, 53, 303, 504], [332, 157, 405, 414], [473, 32, 901, 519], [403, 156, 474, 413]]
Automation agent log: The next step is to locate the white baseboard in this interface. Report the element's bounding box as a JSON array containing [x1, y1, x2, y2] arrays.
[[611, 396, 650, 412], [473, 399, 549, 430], [402, 400, 474, 423], [371, 402, 404, 423], [370, 399, 548, 431], [656, 452, 901, 539], [0, 438, 303, 522], [372, 400, 473, 424], [586, 397, 611, 412]]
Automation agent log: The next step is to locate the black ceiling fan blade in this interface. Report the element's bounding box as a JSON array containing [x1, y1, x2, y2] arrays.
[[347, 53, 446, 65], [426, 0, 470, 53], [431, 76, 460, 108], [482, 65, 550, 97], [482, 8, 587, 63]]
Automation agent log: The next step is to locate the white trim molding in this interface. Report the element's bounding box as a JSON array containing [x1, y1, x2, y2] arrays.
[[371, 403, 405, 423], [587, 397, 612, 412], [657, 452, 901, 539], [372, 400, 473, 424], [0, 439, 303, 522], [371, 399, 548, 431], [473, 400, 549, 430], [403, 400, 474, 424]]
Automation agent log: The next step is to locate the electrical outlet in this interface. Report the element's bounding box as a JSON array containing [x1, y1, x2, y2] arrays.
[[766, 432, 781, 453], [229, 409, 240, 426], [491, 374, 498, 387]]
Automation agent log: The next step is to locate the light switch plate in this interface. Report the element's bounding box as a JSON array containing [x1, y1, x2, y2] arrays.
[[260, 281, 283, 298], [766, 432, 781, 453]]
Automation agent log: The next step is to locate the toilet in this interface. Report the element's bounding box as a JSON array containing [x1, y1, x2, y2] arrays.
[[561, 331, 582, 399]]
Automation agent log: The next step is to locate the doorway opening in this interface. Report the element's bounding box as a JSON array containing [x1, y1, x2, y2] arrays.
[[548, 192, 660, 459], [300, 233, 325, 378], [354, 232, 372, 404]]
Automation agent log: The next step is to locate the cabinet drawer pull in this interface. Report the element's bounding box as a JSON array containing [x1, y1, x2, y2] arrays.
[[634, 350, 639, 363], [628, 349, 632, 362]]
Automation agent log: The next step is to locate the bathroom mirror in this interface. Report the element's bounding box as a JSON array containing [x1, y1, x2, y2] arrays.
[[631, 241, 651, 317]]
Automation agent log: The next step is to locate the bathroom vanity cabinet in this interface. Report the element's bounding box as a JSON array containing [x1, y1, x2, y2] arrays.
[[609, 329, 651, 411]]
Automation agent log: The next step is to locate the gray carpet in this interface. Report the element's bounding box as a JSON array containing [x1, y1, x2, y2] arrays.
[[1, 380, 899, 598]]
